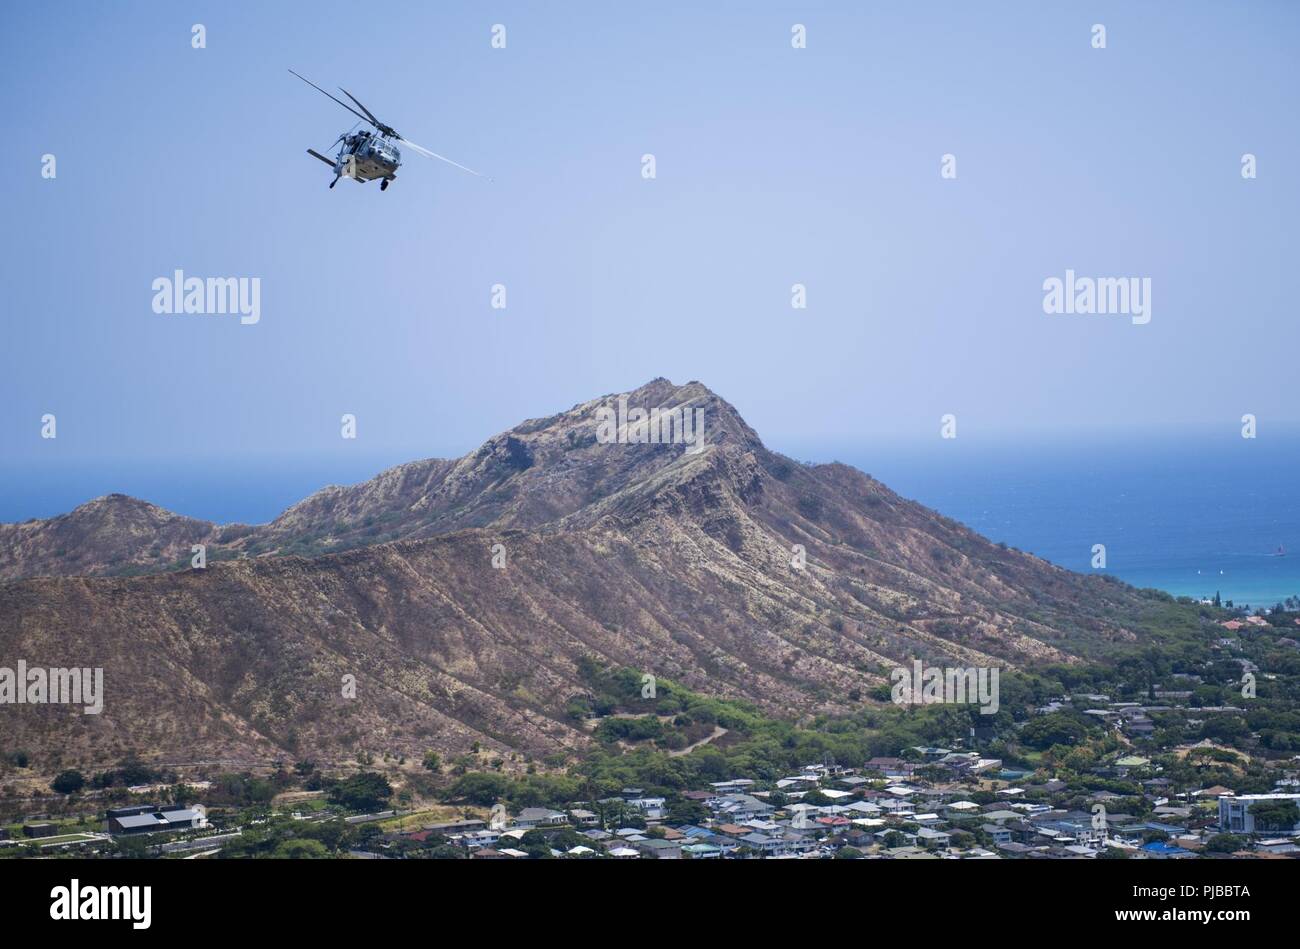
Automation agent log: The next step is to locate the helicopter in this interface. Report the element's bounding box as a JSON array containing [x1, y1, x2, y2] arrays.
[[289, 69, 489, 191]]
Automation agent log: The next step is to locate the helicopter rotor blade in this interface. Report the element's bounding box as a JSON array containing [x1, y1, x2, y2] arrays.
[[399, 138, 493, 181], [338, 87, 384, 129], [288, 69, 377, 130]]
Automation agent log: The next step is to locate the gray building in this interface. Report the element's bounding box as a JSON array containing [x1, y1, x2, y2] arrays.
[[1218, 794, 1300, 835], [108, 804, 207, 836]]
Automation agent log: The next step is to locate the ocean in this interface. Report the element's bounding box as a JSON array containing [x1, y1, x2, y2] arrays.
[[829, 430, 1300, 610], [3, 431, 1297, 609]]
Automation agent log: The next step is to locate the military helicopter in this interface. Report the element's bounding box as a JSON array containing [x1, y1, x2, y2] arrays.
[[289, 69, 489, 191]]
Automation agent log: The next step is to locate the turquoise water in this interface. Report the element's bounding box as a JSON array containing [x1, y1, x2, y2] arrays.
[[830, 431, 1300, 610]]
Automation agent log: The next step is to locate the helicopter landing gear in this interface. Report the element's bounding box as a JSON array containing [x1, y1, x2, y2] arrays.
[[380, 178, 390, 191]]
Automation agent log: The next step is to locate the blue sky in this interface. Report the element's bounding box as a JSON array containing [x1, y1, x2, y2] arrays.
[[2, 1, 1298, 518]]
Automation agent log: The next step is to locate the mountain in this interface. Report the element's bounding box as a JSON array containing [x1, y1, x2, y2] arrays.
[[0, 379, 1163, 773]]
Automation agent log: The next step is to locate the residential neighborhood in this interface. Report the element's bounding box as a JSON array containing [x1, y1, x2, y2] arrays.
[[405, 751, 1300, 860]]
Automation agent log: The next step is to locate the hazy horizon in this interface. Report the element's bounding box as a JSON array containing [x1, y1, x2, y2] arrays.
[[5, 405, 1296, 607]]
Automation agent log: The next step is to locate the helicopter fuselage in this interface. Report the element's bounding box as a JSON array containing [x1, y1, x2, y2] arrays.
[[337, 131, 400, 183]]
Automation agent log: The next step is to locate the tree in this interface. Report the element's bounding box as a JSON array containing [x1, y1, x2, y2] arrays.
[[113, 836, 149, 858], [666, 796, 708, 825], [272, 838, 330, 859], [1204, 833, 1245, 854], [445, 772, 510, 806], [422, 751, 442, 772], [327, 772, 393, 812], [1020, 713, 1090, 750], [50, 769, 85, 794], [1249, 800, 1300, 833]]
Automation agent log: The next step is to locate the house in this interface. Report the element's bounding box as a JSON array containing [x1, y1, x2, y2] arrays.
[[885, 845, 938, 859], [462, 829, 502, 849], [815, 815, 851, 830], [981, 809, 1022, 823], [627, 797, 667, 820], [1116, 755, 1150, 768], [778, 831, 819, 855], [996, 841, 1035, 855], [1073, 693, 1111, 704], [865, 757, 912, 778], [917, 827, 951, 847], [714, 794, 773, 822], [982, 823, 1013, 845], [709, 779, 756, 793], [513, 807, 567, 829], [632, 838, 681, 859], [708, 835, 743, 857], [737, 832, 781, 856], [911, 746, 952, 758], [1256, 838, 1300, 855], [682, 842, 722, 859], [1122, 717, 1156, 737], [1035, 813, 1103, 844], [22, 822, 57, 838], [1193, 785, 1234, 799]]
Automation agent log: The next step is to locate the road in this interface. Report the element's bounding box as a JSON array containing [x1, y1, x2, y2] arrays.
[[669, 725, 728, 757]]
